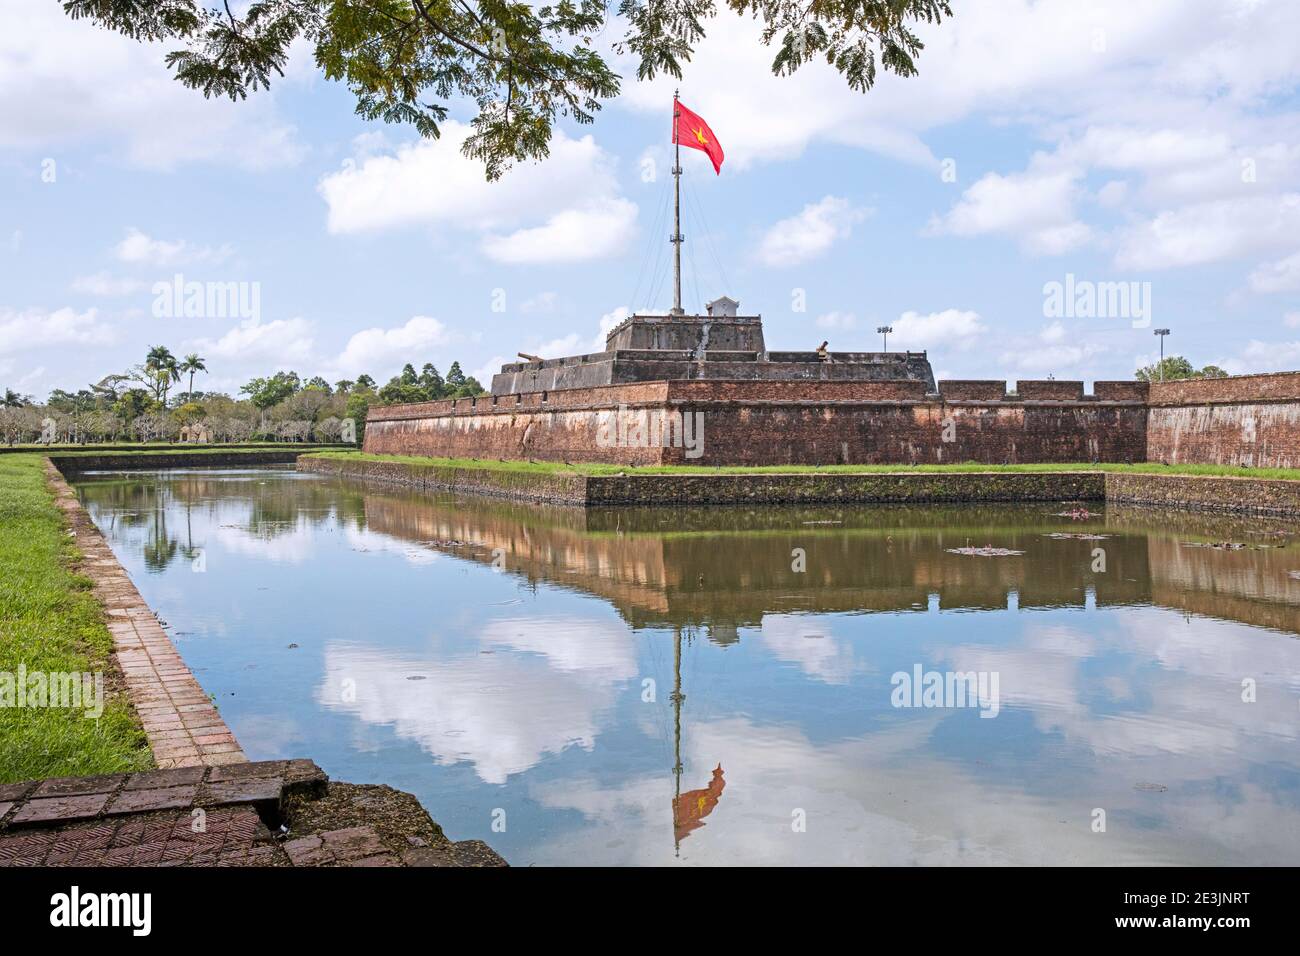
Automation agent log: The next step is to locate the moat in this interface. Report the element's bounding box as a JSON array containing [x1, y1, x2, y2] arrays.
[[71, 465, 1300, 865]]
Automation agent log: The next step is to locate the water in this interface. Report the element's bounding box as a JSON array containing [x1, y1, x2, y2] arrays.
[[72, 465, 1300, 865]]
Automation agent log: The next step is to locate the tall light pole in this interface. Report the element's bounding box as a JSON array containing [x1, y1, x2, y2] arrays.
[[877, 325, 893, 352], [1154, 328, 1170, 382]]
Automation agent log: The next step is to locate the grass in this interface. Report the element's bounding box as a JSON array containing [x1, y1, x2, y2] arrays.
[[0, 454, 150, 782], [304, 451, 1300, 482]]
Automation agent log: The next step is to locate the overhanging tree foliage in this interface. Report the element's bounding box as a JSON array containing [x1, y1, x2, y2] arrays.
[[62, 0, 952, 178]]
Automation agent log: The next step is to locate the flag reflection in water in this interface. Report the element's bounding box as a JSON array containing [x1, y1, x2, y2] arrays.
[[668, 624, 726, 854]]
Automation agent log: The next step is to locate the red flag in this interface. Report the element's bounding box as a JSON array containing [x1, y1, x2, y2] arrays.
[[673, 99, 724, 174]]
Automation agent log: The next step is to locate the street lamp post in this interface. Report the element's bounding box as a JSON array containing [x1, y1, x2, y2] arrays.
[[877, 325, 893, 352], [1154, 328, 1170, 382]]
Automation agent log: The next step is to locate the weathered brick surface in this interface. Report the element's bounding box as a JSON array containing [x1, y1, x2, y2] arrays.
[[0, 805, 273, 867], [938, 380, 1008, 401], [105, 785, 197, 815], [282, 827, 402, 867], [300, 455, 590, 503], [1016, 380, 1085, 401], [364, 369, 1300, 471], [584, 471, 1108, 506], [32, 774, 124, 798], [1104, 472, 1300, 516], [362, 380, 1149, 466], [0, 783, 34, 802], [1096, 381, 1149, 402], [0, 761, 358, 866], [1144, 373, 1300, 468], [1148, 371, 1300, 405], [10, 793, 111, 825], [307, 456, 1110, 507]]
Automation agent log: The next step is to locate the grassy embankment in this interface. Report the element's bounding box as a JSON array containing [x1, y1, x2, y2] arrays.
[[303, 451, 1300, 482], [0, 453, 150, 782]]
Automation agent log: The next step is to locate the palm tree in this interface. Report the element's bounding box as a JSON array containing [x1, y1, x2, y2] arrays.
[[179, 353, 207, 401], [2, 388, 28, 408], [144, 345, 180, 405]]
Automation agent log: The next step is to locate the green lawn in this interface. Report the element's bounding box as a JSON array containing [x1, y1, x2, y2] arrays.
[[304, 451, 1300, 482], [0, 454, 150, 782]]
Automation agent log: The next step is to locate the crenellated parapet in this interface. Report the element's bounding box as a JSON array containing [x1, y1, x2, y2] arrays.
[[934, 380, 1149, 402]]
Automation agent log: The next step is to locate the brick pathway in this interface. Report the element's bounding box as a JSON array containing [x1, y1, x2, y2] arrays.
[[0, 762, 505, 867], [46, 461, 246, 768]]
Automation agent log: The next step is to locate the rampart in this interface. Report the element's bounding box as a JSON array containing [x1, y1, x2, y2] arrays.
[[364, 379, 1150, 466], [365, 371, 1300, 470]]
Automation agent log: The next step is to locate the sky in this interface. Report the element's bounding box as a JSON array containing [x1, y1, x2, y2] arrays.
[[3, 0, 1300, 400]]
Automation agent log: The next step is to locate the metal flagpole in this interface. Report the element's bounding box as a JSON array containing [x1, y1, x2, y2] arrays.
[[672, 90, 684, 316]]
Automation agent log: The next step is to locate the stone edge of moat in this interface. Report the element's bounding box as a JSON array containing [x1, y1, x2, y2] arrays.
[[297, 455, 1300, 517], [1104, 472, 1300, 517], [298, 453, 592, 503], [44, 459, 249, 769], [49, 450, 311, 471]]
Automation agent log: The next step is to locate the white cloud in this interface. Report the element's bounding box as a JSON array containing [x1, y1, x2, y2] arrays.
[[189, 316, 314, 365], [995, 320, 1107, 373], [330, 316, 455, 379], [114, 228, 232, 267], [615, 2, 1300, 173], [1249, 250, 1300, 294], [481, 199, 637, 264], [615, 5, 1300, 283], [1096, 179, 1128, 207], [597, 305, 630, 344], [756, 196, 870, 267], [318, 122, 637, 264], [929, 163, 1090, 255], [890, 309, 987, 351], [0, 306, 116, 354], [1285, 312, 1300, 329], [1115, 194, 1300, 271], [1237, 338, 1300, 371], [71, 272, 147, 296], [0, 0, 303, 170], [1000, 342, 1108, 374], [181, 312, 466, 385], [1040, 321, 1067, 344]]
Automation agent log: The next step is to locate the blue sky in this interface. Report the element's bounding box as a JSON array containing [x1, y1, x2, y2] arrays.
[[3, 0, 1300, 400]]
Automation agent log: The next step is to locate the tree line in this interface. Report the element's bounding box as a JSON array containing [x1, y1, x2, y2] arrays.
[[0, 346, 485, 446]]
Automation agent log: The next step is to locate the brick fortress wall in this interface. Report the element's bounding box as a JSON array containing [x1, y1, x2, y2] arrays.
[[1146, 372, 1300, 469], [365, 373, 1300, 468], [363, 379, 1152, 466]]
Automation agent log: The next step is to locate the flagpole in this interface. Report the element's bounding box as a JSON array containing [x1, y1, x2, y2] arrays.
[[671, 90, 684, 316]]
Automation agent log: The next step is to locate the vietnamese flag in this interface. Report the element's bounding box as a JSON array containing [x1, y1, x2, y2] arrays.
[[673, 99, 724, 174]]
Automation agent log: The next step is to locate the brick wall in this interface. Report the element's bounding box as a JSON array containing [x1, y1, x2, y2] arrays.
[[366, 373, 1300, 468], [1015, 380, 1085, 401], [364, 379, 1149, 466], [1146, 371, 1300, 468]]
